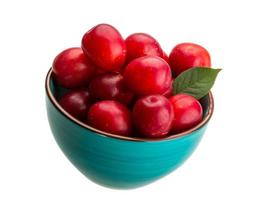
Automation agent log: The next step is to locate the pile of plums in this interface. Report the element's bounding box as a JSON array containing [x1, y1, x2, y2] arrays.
[[52, 24, 211, 138]]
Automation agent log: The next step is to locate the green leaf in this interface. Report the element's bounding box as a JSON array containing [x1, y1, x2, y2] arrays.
[[173, 67, 222, 99]]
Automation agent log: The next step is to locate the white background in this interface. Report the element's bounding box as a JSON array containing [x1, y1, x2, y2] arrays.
[[0, 0, 252, 199]]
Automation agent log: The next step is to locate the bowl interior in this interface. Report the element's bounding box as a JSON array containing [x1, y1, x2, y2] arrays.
[[46, 69, 213, 142]]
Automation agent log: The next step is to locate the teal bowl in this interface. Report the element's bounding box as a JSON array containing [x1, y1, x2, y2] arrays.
[[45, 68, 214, 189]]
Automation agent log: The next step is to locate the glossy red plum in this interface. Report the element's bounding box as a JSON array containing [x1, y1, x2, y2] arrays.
[[133, 95, 174, 138], [59, 90, 90, 120], [89, 72, 133, 105], [170, 94, 203, 133], [53, 48, 95, 88], [168, 43, 211, 76], [123, 56, 172, 96], [88, 100, 132, 136], [125, 33, 163, 63], [82, 24, 126, 71]]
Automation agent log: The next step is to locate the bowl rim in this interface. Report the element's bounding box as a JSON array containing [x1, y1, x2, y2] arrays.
[[45, 68, 214, 142]]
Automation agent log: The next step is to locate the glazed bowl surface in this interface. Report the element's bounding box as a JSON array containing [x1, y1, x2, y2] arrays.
[[45, 68, 214, 189]]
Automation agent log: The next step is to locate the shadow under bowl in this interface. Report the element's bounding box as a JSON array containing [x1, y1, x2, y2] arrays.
[[45, 68, 214, 189]]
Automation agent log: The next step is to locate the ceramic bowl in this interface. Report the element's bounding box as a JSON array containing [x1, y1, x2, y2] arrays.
[[45, 68, 214, 189]]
